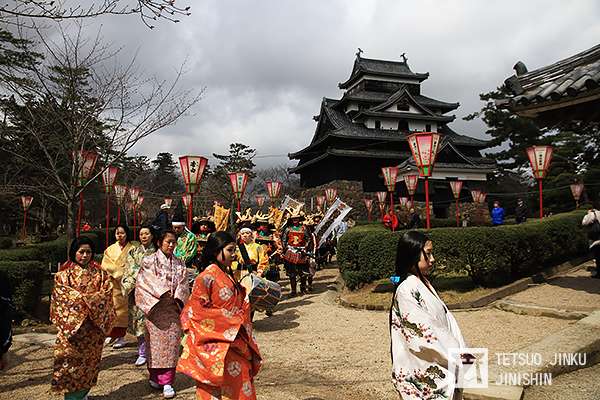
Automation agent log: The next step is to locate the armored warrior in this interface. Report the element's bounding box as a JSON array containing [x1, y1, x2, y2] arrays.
[[281, 209, 311, 296]]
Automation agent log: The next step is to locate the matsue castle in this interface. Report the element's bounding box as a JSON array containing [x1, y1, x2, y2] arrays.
[[289, 52, 496, 217]]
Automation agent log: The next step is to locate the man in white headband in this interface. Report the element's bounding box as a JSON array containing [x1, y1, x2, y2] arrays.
[[171, 204, 197, 267]]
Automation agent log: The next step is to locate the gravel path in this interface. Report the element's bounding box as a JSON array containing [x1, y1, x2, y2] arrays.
[[523, 362, 600, 400], [507, 264, 600, 312], [0, 267, 587, 400]]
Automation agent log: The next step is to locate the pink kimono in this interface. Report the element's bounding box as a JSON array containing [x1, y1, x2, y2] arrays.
[[135, 250, 190, 385]]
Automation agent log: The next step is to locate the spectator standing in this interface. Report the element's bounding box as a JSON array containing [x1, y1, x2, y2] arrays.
[[515, 198, 528, 224], [491, 201, 505, 226]]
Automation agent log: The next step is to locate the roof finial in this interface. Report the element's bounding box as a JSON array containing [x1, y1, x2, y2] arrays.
[[400, 52, 408, 63], [356, 48, 363, 58]]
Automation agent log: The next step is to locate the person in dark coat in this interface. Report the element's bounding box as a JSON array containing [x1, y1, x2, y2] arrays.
[[515, 198, 528, 224], [151, 203, 171, 235], [407, 208, 421, 229]]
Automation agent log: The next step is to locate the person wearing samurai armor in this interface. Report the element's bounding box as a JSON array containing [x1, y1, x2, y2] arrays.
[[281, 209, 311, 296], [190, 216, 216, 274], [303, 214, 319, 292], [254, 215, 282, 283], [171, 203, 197, 268]]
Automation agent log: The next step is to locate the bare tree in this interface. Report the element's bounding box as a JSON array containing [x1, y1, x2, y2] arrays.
[[1, 0, 191, 28], [0, 23, 203, 244]]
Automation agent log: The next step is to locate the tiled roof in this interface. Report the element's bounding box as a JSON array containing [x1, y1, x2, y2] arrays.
[[289, 148, 412, 173], [501, 44, 600, 108], [339, 56, 429, 88], [413, 94, 459, 111]]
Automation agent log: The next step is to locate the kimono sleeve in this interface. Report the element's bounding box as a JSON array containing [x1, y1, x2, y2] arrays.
[[391, 289, 462, 369], [121, 250, 138, 297], [50, 272, 88, 338], [82, 272, 115, 335], [180, 272, 212, 330], [257, 244, 269, 276]]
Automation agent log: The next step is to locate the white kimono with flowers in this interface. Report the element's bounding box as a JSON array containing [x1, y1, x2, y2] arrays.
[[391, 275, 467, 400]]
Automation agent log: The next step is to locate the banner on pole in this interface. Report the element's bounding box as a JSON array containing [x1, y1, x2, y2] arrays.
[[314, 198, 352, 248]]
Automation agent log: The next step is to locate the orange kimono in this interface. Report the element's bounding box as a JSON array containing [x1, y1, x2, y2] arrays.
[[178, 264, 262, 400]]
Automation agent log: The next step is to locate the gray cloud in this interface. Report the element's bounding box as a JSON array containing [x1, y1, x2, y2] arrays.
[[54, 0, 600, 168]]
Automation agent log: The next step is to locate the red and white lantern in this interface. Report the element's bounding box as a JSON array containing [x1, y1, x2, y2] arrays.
[[265, 180, 283, 201], [101, 166, 119, 244], [526, 145, 553, 219], [570, 183, 584, 208], [325, 188, 337, 204], [137, 195, 144, 207], [404, 174, 419, 196], [407, 132, 441, 229], [164, 197, 173, 208], [114, 185, 128, 206], [129, 187, 141, 203], [381, 166, 399, 193], [179, 156, 208, 194], [75, 150, 98, 185], [449, 180, 463, 227], [376, 191, 387, 204], [182, 193, 192, 209], [20, 195, 33, 239], [399, 197, 409, 209], [255, 194, 266, 208], [228, 172, 248, 212], [471, 190, 483, 204], [363, 198, 373, 221], [316, 195, 326, 210]]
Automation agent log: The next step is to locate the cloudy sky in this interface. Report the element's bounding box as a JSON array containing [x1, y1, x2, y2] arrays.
[[80, 0, 600, 168]]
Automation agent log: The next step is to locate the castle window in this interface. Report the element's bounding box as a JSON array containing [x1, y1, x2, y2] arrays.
[[425, 124, 432, 131], [396, 103, 410, 112], [398, 121, 409, 131], [375, 120, 381, 129]]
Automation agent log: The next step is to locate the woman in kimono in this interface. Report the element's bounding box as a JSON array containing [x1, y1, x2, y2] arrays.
[[101, 224, 134, 348], [390, 231, 467, 400], [51, 237, 115, 400], [136, 229, 189, 399], [178, 231, 262, 400], [122, 225, 156, 366]]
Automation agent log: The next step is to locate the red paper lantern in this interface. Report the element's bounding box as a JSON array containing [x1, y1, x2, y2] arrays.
[[399, 197, 409, 208], [265, 180, 283, 200], [182, 193, 192, 209], [325, 188, 337, 204], [316, 195, 326, 209], [137, 195, 144, 207], [164, 197, 173, 208], [381, 166, 399, 192], [21, 195, 33, 211], [179, 155, 208, 194], [449, 180, 463, 199], [114, 185, 128, 206], [255, 194, 266, 207], [570, 183, 584, 208], [376, 191, 387, 204], [526, 146, 553, 179], [403, 174, 419, 196], [363, 198, 373, 212], [75, 150, 98, 185], [101, 166, 119, 194], [129, 187, 141, 203], [471, 189, 483, 203]]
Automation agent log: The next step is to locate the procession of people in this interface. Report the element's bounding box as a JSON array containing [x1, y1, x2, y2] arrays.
[[47, 199, 342, 399]]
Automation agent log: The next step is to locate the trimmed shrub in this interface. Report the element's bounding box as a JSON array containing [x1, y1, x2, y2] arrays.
[[338, 211, 588, 289], [0, 237, 13, 249], [0, 261, 47, 319], [0, 237, 67, 266]]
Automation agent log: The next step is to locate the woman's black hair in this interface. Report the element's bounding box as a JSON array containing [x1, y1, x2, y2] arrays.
[[156, 229, 177, 248], [111, 223, 131, 244], [190, 221, 201, 235], [199, 231, 235, 269], [138, 224, 156, 244], [68, 236, 96, 263], [393, 230, 430, 282], [389, 230, 431, 363]]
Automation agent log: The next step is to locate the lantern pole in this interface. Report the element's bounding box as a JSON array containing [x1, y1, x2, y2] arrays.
[[22, 208, 28, 240], [189, 193, 194, 227], [105, 192, 110, 245], [425, 177, 431, 229], [76, 192, 84, 237], [538, 178, 543, 219], [456, 196, 460, 227]]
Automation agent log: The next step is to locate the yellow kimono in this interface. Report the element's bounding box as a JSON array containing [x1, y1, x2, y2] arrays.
[[101, 242, 134, 329], [233, 241, 269, 283]]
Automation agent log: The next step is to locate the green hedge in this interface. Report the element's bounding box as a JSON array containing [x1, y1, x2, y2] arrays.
[[0, 237, 67, 266], [0, 261, 47, 319], [339, 211, 588, 289], [0, 237, 13, 249]]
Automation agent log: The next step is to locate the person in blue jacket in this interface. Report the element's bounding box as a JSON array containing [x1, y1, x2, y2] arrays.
[[491, 201, 505, 226]]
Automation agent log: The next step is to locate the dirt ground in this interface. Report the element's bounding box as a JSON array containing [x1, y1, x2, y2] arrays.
[[0, 266, 594, 400]]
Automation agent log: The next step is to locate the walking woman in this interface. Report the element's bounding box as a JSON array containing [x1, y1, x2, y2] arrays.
[[178, 231, 262, 400], [51, 237, 115, 400], [136, 229, 190, 399], [390, 231, 467, 399], [122, 225, 157, 366], [101, 224, 134, 348]]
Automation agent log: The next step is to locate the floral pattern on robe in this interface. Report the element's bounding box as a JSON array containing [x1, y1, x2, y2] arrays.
[[50, 261, 115, 393], [391, 275, 466, 400], [175, 228, 198, 265], [122, 243, 156, 336], [177, 264, 262, 391], [135, 250, 190, 368], [101, 242, 133, 328]]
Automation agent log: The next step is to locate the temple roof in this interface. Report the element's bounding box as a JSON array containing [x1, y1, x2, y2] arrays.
[[289, 148, 412, 173], [288, 99, 489, 159], [499, 43, 600, 111], [339, 56, 429, 89]]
